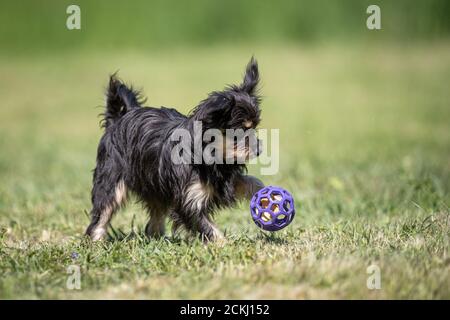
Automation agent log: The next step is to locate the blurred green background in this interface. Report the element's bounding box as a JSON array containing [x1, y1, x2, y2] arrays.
[[1, 0, 449, 54], [0, 1, 449, 299]]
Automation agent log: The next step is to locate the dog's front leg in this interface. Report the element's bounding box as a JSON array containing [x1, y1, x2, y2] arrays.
[[174, 209, 224, 243], [234, 175, 265, 201], [197, 216, 224, 243]]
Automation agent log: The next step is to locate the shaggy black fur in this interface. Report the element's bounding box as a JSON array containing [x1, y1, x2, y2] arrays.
[[85, 57, 264, 242]]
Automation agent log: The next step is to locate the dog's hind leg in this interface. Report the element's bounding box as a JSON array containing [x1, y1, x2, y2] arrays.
[[85, 178, 127, 241]]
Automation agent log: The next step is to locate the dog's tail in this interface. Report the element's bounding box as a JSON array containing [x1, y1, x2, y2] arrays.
[[102, 74, 145, 128]]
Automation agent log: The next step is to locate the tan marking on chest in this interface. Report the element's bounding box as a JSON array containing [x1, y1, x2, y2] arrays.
[[184, 181, 214, 211]]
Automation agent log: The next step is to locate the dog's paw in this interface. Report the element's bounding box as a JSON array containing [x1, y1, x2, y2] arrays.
[[212, 236, 228, 247]]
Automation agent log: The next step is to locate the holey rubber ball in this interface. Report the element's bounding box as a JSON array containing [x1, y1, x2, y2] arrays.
[[250, 186, 295, 231]]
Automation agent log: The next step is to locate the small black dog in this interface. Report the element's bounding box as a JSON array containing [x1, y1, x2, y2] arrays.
[[85, 57, 264, 242]]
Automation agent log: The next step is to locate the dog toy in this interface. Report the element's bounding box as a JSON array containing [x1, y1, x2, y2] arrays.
[[250, 186, 295, 231]]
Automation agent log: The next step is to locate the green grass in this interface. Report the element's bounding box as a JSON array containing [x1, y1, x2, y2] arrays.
[[0, 43, 449, 299]]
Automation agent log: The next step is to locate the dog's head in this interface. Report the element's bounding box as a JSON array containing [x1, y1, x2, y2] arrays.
[[192, 57, 262, 164]]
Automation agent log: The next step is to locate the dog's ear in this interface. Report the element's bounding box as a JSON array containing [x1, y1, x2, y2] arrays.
[[239, 57, 259, 95]]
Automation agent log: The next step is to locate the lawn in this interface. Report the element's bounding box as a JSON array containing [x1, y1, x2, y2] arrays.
[[0, 43, 449, 299]]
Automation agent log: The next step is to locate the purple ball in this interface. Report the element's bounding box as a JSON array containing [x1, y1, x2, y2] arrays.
[[250, 186, 295, 231]]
